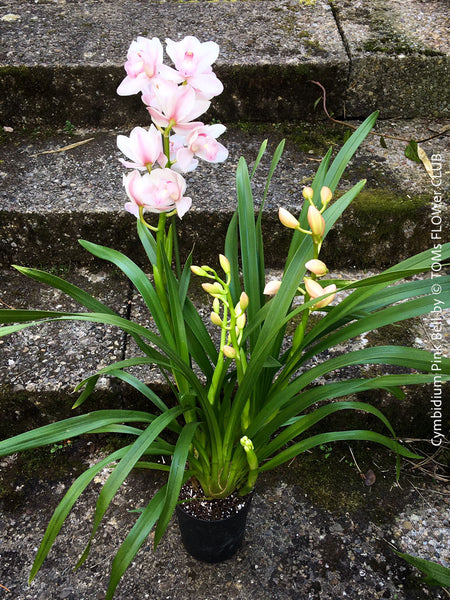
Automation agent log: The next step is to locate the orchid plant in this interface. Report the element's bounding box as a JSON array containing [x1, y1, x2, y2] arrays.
[[0, 35, 449, 599]]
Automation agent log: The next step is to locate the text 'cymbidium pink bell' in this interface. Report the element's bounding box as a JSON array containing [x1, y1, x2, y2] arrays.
[[117, 35, 227, 221]]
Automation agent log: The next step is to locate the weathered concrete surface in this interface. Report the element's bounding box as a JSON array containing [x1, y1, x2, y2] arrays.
[[1, 0, 449, 126], [1, 121, 448, 269], [0, 0, 348, 127], [333, 0, 450, 118], [0, 448, 448, 600]]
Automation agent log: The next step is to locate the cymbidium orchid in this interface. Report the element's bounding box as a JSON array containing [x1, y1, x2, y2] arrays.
[[116, 36, 165, 96], [1, 34, 448, 600], [165, 36, 223, 99], [147, 80, 210, 134], [117, 125, 165, 170], [116, 35, 227, 224]]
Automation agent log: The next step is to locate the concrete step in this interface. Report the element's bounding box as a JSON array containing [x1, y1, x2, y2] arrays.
[[0, 0, 448, 128], [0, 265, 444, 439], [1, 119, 447, 270]]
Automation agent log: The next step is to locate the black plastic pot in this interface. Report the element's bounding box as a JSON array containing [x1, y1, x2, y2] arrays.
[[175, 494, 253, 563]]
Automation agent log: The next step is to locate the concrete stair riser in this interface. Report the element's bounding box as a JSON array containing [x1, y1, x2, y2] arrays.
[[0, 0, 448, 127]]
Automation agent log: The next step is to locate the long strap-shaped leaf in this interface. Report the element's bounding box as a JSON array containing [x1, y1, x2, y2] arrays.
[[260, 400, 397, 460], [79, 239, 176, 349], [302, 244, 450, 349], [76, 405, 186, 568], [301, 292, 449, 364], [250, 373, 444, 444], [0, 310, 207, 401], [154, 421, 199, 547], [259, 429, 419, 473], [223, 180, 367, 452], [274, 345, 446, 410], [324, 111, 379, 191], [105, 486, 167, 600], [237, 156, 262, 351], [285, 111, 378, 268], [29, 445, 133, 582], [0, 410, 154, 455], [73, 357, 173, 411], [13, 266, 117, 315]]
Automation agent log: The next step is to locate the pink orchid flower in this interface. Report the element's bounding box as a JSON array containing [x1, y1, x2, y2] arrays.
[[173, 124, 228, 172], [186, 124, 228, 162], [117, 37, 166, 96], [117, 125, 166, 170], [169, 134, 199, 173], [165, 36, 223, 99], [147, 80, 210, 135], [123, 169, 192, 219]]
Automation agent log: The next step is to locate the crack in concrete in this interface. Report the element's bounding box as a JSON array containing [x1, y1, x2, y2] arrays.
[[328, 0, 353, 117]]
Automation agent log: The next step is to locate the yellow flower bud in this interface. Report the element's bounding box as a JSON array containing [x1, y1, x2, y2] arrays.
[[320, 186, 332, 207], [239, 292, 249, 312], [222, 345, 237, 359], [219, 254, 231, 275], [303, 277, 324, 299], [191, 265, 208, 277], [305, 259, 328, 277], [213, 298, 220, 313], [307, 205, 325, 238], [304, 278, 336, 309], [302, 186, 314, 202], [263, 280, 282, 295], [313, 284, 336, 309], [210, 312, 222, 327], [236, 313, 246, 330], [279, 207, 300, 229], [202, 282, 225, 296]]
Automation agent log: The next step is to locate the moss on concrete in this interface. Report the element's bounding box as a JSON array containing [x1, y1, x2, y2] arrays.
[[259, 442, 413, 524], [231, 121, 347, 156]]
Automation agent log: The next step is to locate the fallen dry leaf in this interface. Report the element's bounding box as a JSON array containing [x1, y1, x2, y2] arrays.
[[417, 145, 434, 179], [31, 137, 94, 157], [364, 469, 376, 486]]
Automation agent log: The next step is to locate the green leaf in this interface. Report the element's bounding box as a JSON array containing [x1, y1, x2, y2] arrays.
[[0, 410, 155, 456], [259, 429, 419, 473], [342, 129, 352, 144], [105, 487, 167, 600], [29, 446, 132, 582], [236, 156, 262, 349], [391, 548, 450, 587], [324, 111, 378, 191], [405, 140, 421, 163], [250, 139, 268, 179], [224, 211, 240, 306], [76, 405, 186, 568], [136, 220, 157, 265], [261, 400, 398, 459], [13, 266, 117, 315], [303, 293, 449, 365], [153, 421, 198, 547], [78, 240, 175, 348], [72, 375, 99, 409]]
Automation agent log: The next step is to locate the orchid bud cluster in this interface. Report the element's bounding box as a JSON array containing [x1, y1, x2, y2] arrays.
[[191, 255, 249, 364], [265, 186, 337, 312], [278, 185, 331, 245], [116, 36, 228, 222]]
